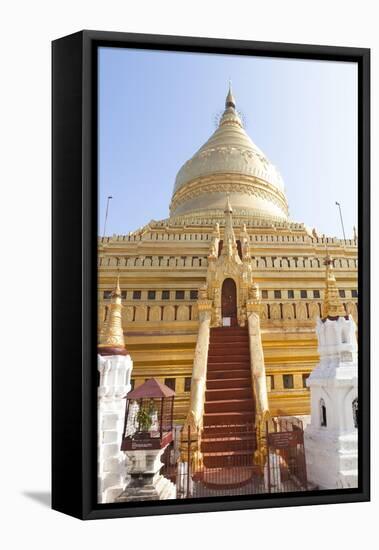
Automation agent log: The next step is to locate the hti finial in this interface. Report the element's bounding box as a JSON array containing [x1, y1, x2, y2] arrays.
[[225, 81, 236, 109]]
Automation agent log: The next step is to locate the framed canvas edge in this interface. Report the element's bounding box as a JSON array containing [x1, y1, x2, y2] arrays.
[[52, 31, 86, 520], [52, 30, 371, 521]]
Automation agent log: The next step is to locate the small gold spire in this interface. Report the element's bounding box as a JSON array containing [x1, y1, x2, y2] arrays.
[[322, 255, 346, 319], [99, 275, 125, 350], [113, 273, 121, 298]]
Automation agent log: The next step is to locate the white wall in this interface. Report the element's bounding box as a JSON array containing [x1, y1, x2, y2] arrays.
[[1, 1, 377, 549]]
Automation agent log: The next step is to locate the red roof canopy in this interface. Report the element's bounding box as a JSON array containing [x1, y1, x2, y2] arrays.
[[126, 378, 175, 399]]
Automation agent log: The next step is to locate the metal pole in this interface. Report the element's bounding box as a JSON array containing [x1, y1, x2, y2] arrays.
[[187, 425, 191, 497], [160, 397, 164, 441], [335, 201, 346, 241], [102, 195, 113, 238], [266, 421, 271, 494]]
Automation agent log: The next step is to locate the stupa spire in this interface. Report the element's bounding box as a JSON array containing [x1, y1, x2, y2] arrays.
[[225, 81, 236, 109], [219, 83, 242, 129], [322, 255, 346, 319], [99, 275, 126, 353]]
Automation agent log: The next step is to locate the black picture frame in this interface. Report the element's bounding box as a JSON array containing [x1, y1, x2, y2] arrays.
[[52, 30, 370, 520]]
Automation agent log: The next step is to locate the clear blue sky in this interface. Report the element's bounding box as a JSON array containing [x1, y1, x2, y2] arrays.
[[98, 47, 357, 238]]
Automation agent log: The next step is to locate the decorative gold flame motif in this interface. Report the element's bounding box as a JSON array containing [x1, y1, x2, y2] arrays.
[[221, 195, 240, 261], [322, 255, 346, 319], [99, 275, 125, 349]]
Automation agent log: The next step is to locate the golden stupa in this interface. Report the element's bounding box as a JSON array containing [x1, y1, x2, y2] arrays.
[[98, 86, 358, 423]]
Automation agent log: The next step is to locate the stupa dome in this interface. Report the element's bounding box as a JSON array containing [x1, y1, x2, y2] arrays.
[[170, 86, 289, 222]]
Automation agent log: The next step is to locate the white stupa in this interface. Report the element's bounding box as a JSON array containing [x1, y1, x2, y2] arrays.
[[304, 256, 358, 489]]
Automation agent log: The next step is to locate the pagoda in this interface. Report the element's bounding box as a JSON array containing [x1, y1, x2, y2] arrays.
[[98, 85, 358, 429]]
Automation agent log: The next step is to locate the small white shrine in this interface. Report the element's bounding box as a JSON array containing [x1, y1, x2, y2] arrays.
[[97, 277, 133, 503], [305, 256, 358, 489]]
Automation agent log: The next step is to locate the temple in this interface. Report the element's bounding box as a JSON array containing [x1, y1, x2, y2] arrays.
[[97, 86, 358, 499]]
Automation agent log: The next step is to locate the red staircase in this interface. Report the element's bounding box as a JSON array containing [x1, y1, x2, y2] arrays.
[[201, 326, 256, 475]]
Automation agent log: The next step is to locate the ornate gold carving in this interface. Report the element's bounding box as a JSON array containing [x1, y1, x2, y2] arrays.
[[208, 222, 220, 258], [149, 305, 161, 322], [240, 223, 250, 260], [170, 175, 289, 218], [270, 303, 281, 320], [135, 305, 148, 322], [177, 305, 190, 321], [254, 410, 272, 471], [282, 302, 294, 320], [296, 302, 308, 321], [123, 306, 134, 322], [162, 305, 175, 321], [308, 302, 320, 320]]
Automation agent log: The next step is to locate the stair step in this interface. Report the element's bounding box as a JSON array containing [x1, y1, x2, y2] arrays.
[[208, 357, 250, 363], [203, 426, 255, 438], [207, 369, 251, 380], [207, 362, 250, 371], [210, 332, 249, 336], [202, 327, 254, 456], [203, 411, 253, 425], [207, 365, 250, 371], [205, 398, 253, 414], [203, 450, 254, 468], [207, 378, 251, 389], [205, 387, 252, 401], [208, 342, 249, 349], [202, 441, 255, 453], [208, 354, 250, 359], [208, 355, 251, 363], [208, 360, 250, 365], [201, 434, 256, 452], [211, 328, 248, 334], [211, 328, 248, 331], [210, 336, 249, 346]]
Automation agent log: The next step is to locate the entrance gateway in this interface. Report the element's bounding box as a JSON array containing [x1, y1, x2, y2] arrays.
[[221, 278, 237, 326]]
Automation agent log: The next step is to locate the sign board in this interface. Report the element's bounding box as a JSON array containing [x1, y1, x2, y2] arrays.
[[268, 431, 301, 448]]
